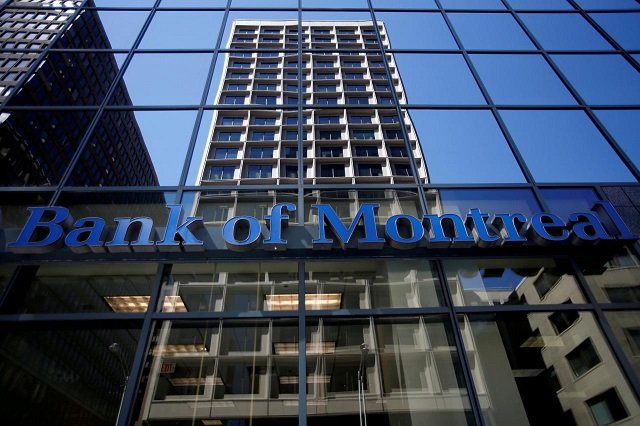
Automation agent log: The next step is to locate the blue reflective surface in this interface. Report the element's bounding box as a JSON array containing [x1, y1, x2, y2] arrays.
[[449, 13, 535, 50], [551, 54, 640, 105], [541, 188, 600, 220], [521, 13, 612, 50], [506, 0, 572, 10], [411, 110, 526, 184], [395, 54, 485, 104], [590, 13, 640, 50], [595, 110, 640, 169], [377, 12, 457, 49], [471, 54, 576, 105], [501, 110, 636, 183], [439, 189, 540, 217]]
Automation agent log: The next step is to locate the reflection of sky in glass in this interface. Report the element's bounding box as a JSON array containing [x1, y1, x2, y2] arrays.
[[551, 54, 640, 105], [521, 13, 612, 50], [96, 11, 149, 49], [541, 188, 600, 221], [595, 110, 640, 169], [133, 111, 199, 185], [303, 0, 368, 7], [449, 13, 535, 50], [506, 0, 572, 10], [395, 54, 485, 105], [372, 0, 437, 8], [459, 268, 525, 291], [118, 53, 212, 105], [376, 12, 457, 49], [471, 54, 577, 105], [439, 189, 540, 217], [440, 0, 505, 9], [574, 0, 640, 10], [411, 110, 525, 184], [590, 13, 640, 50], [500, 110, 636, 183], [139, 11, 223, 49]]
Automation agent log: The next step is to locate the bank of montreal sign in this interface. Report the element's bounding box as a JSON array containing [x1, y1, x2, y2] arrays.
[[6, 201, 638, 254]]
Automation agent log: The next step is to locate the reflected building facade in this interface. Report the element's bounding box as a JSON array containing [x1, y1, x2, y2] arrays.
[[0, 0, 158, 186]]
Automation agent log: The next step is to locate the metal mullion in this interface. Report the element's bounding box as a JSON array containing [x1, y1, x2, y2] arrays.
[[454, 303, 595, 314], [48, 0, 164, 205], [304, 307, 450, 318], [116, 262, 169, 426], [569, 258, 640, 402], [435, 0, 551, 214], [298, 259, 307, 426], [0, 0, 90, 110], [176, 0, 233, 200], [0, 312, 145, 323], [501, 0, 640, 183], [433, 259, 486, 426], [367, 0, 430, 217]]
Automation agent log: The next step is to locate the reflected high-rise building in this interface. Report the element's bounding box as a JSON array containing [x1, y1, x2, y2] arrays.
[[194, 20, 427, 225], [0, 0, 158, 186]]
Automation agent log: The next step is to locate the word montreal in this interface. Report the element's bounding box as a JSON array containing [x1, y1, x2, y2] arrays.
[[6, 201, 637, 254]]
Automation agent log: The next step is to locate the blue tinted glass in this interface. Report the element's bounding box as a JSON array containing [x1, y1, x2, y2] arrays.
[[410, 110, 525, 183], [96, 11, 149, 49], [303, 0, 368, 7], [500, 110, 636, 183], [574, 0, 640, 9], [131, 111, 198, 185], [595, 110, 640, 169], [449, 13, 535, 50], [520, 13, 612, 50], [372, 0, 437, 8], [471, 54, 576, 105], [395, 54, 485, 104], [162, 0, 227, 6], [506, 0, 572, 10], [139, 11, 223, 49], [377, 12, 457, 49], [94, 0, 155, 5], [440, 0, 505, 9], [232, 0, 298, 6], [118, 53, 212, 105], [541, 188, 600, 221], [552, 54, 640, 105], [591, 13, 640, 50], [439, 189, 540, 216]]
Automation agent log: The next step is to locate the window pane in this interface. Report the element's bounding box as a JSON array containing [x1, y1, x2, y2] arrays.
[[500, 110, 635, 182], [437, 188, 541, 217], [372, 0, 437, 8], [578, 249, 640, 303], [471, 54, 576, 105], [506, 0, 572, 10], [595, 111, 640, 169], [395, 54, 485, 105], [540, 188, 600, 221], [411, 110, 525, 183], [0, 327, 139, 425], [551, 54, 640, 105], [605, 311, 640, 380], [96, 10, 149, 49], [139, 11, 223, 49], [138, 320, 298, 424], [520, 13, 613, 50], [306, 260, 445, 309], [440, 0, 505, 8], [376, 12, 457, 49], [591, 13, 640, 50], [116, 53, 212, 105], [444, 258, 584, 306], [462, 312, 640, 425], [575, 0, 640, 10], [449, 13, 535, 50]]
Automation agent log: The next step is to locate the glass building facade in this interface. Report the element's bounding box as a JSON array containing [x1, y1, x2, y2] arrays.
[[0, 0, 639, 425]]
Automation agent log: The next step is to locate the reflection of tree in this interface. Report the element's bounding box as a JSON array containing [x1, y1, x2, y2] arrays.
[[0, 0, 158, 186]]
